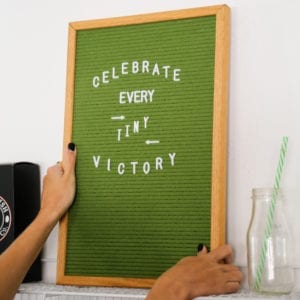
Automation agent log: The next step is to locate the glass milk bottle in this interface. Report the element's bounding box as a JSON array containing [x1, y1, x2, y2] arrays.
[[247, 188, 294, 294]]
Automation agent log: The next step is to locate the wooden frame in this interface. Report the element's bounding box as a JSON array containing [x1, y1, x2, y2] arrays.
[[57, 5, 230, 288]]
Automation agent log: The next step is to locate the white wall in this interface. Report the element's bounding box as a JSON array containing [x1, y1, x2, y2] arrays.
[[1, 0, 300, 287]]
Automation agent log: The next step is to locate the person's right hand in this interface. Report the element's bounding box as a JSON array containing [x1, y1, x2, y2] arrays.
[[147, 244, 243, 300]]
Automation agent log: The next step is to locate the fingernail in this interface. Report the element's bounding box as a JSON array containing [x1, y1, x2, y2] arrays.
[[68, 142, 76, 151], [197, 243, 204, 252]]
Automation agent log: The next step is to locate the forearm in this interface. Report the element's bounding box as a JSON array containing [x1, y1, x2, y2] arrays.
[[0, 210, 57, 300], [147, 285, 186, 300]]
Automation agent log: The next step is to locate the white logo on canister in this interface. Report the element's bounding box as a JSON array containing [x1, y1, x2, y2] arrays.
[[0, 196, 12, 242]]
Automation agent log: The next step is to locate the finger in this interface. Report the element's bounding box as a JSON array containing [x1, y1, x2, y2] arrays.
[[225, 281, 241, 294], [230, 268, 244, 282], [222, 266, 243, 286], [220, 264, 241, 273], [208, 244, 233, 264], [62, 142, 77, 176], [43, 165, 62, 187], [197, 243, 208, 256]]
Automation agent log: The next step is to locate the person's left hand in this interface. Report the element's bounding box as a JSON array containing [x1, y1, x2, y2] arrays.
[[40, 142, 77, 223]]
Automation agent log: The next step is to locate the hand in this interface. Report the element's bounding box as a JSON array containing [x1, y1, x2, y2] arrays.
[[40, 142, 77, 224], [147, 244, 243, 300]]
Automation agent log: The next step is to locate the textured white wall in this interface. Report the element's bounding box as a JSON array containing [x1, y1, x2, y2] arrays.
[[1, 0, 300, 288]]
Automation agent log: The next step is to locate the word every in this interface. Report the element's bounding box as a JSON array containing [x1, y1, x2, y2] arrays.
[[92, 153, 176, 175], [119, 89, 154, 105], [92, 60, 181, 88]]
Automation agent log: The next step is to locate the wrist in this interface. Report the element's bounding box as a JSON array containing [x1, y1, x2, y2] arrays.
[[36, 207, 60, 230], [167, 278, 189, 300], [148, 274, 188, 300]]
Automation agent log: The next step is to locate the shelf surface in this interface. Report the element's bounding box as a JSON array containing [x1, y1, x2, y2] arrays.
[[15, 283, 300, 300]]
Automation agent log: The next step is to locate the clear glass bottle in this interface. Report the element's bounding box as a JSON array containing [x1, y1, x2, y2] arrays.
[[247, 188, 294, 294]]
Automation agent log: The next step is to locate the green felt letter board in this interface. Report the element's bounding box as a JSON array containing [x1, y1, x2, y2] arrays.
[[57, 5, 230, 288]]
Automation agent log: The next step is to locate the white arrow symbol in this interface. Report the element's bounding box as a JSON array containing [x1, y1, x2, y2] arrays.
[[111, 115, 125, 121], [145, 140, 160, 145]]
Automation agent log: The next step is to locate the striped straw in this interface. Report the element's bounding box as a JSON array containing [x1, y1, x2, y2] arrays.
[[254, 136, 289, 290]]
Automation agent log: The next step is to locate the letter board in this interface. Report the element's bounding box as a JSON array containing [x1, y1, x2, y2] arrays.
[[57, 5, 230, 288]]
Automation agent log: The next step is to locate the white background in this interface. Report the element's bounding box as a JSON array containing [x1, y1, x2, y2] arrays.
[[1, 0, 300, 287]]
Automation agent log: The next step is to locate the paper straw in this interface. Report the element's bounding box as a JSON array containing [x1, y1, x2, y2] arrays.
[[254, 136, 289, 290]]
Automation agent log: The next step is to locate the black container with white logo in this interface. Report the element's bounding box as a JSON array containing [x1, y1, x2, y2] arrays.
[[0, 162, 41, 282]]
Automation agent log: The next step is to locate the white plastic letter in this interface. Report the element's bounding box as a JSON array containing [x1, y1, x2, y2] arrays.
[[143, 162, 151, 174], [144, 116, 149, 128], [118, 163, 125, 175], [107, 158, 111, 171], [102, 71, 110, 84], [131, 161, 138, 174], [92, 76, 100, 88], [169, 153, 176, 166], [132, 61, 139, 74], [133, 121, 139, 133], [121, 62, 129, 74], [142, 60, 150, 73], [93, 156, 101, 168], [173, 69, 181, 82], [156, 157, 163, 170], [117, 128, 122, 142]]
